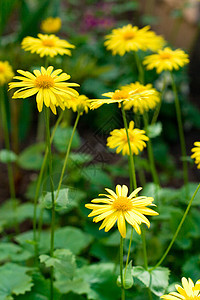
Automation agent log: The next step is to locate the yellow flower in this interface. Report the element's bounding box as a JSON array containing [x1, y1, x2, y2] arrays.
[[66, 94, 91, 114], [122, 82, 160, 114], [107, 121, 149, 156], [9, 66, 79, 114], [191, 141, 200, 169], [0, 61, 14, 85], [90, 89, 133, 109], [21, 34, 75, 58], [143, 47, 189, 73], [104, 24, 165, 56], [161, 277, 200, 300], [41, 17, 61, 33], [85, 185, 158, 238]]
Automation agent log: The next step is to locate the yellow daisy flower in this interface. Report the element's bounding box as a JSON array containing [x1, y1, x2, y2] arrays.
[[85, 185, 158, 238], [107, 121, 149, 156], [41, 17, 61, 34], [66, 94, 91, 114], [21, 34, 75, 58], [90, 89, 133, 109], [143, 47, 189, 73], [9, 66, 79, 114], [122, 82, 160, 114], [0, 61, 14, 85], [161, 277, 200, 300], [191, 141, 200, 169], [104, 24, 165, 56]]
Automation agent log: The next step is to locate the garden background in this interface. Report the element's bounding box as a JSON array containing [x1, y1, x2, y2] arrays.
[[0, 0, 200, 299]]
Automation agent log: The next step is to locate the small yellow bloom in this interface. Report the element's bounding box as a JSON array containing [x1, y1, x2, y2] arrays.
[[85, 185, 158, 238], [143, 47, 189, 73], [104, 24, 165, 56], [0, 61, 14, 85], [66, 94, 91, 114], [107, 121, 149, 156], [90, 89, 133, 109], [122, 82, 160, 114], [21, 34, 75, 58], [161, 277, 200, 299], [9, 66, 79, 114], [191, 141, 200, 169], [41, 17, 61, 34]]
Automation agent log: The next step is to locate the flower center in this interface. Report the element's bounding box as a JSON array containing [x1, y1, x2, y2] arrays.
[[112, 196, 133, 211], [160, 52, 172, 59], [35, 74, 54, 89], [123, 31, 135, 40], [112, 90, 129, 100], [42, 39, 55, 47]]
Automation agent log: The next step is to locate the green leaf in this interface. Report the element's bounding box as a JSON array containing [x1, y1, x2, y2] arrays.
[[182, 255, 200, 282], [82, 165, 113, 187], [55, 263, 120, 299], [17, 143, 46, 170], [0, 201, 49, 229], [40, 188, 86, 212], [0, 150, 18, 163], [132, 266, 170, 296], [179, 183, 200, 205], [15, 226, 93, 255], [147, 122, 162, 139], [0, 263, 33, 299], [0, 243, 32, 262], [15, 272, 61, 300], [53, 126, 80, 153], [40, 249, 76, 279]]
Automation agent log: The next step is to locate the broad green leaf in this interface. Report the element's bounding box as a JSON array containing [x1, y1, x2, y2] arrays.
[[15, 272, 61, 300], [68, 153, 92, 165], [179, 183, 200, 205], [147, 122, 162, 139], [17, 143, 46, 170], [0, 150, 18, 163], [40, 249, 76, 279], [182, 255, 200, 282], [0, 263, 33, 299], [0, 243, 32, 262], [132, 266, 170, 296], [53, 126, 80, 153], [82, 165, 113, 187], [40, 188, 85, 212], [55, 263, 120, 299], [15, 226, 93, 255], [0, 201, 49, 229]]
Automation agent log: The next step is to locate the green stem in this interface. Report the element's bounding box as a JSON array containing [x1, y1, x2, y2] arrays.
[[33, 110, 64, 259], [151, 76, 166, 125], [120, 236, 125, 300], [170, 72, 188, 187], [55, 112, 80, 201], [0, 87, 18, 233], [134, 52, 144, 84], [143, 113, 160, 187], [44, 107, 55, 300], [149, 183, 200, 271], [141, 226, 148, 270]]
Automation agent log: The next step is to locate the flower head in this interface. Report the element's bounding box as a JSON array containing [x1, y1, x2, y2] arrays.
[[161, 277, 200, 300], [104, 24, 165, 56], [41, 17, 61, 33], [66, 94, 91, 114], [191, 141, 200, 169], [85, 185, 158, 238], [90, 89, 133, 109], [0, 61, 14, 85], [122, 82, 160, 114], [9, 66, 79, 114], [21, 34, 75, 57], [107, 121, 149, 156], [143, 47, 189, 73]]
